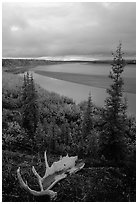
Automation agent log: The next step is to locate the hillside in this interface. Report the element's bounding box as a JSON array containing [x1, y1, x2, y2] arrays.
[[2, 71, 136, 202]]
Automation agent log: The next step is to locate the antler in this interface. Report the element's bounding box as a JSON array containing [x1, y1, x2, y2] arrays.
[[17, 167, 57, 199], [17, 151, 85, 200]]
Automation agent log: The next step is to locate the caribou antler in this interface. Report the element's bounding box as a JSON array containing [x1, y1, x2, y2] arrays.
[[17, 151, 85, 200]]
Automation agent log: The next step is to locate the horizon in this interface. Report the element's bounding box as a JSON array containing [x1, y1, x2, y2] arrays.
[[2, 54, 136, 61]]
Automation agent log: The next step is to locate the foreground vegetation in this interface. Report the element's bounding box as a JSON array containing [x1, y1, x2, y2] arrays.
[[2, 45, 136, 201]]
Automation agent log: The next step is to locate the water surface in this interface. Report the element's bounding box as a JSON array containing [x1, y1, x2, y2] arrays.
[[30, 70, 136, 116], [32, 63, 136, 78]]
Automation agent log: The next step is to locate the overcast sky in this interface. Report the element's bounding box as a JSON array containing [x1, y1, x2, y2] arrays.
[[2, 2, 136, 59]]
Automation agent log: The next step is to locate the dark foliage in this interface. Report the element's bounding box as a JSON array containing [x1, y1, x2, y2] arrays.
[[82, 93, 94, 139], [22, 72, 39, 138], [99, 43, 129, 163]]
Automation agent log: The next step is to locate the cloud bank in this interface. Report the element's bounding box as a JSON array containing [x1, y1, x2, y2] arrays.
[[2, 2, 136, 58]]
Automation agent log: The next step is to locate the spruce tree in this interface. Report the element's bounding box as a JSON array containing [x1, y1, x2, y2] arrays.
[[22, 72, 39, 138], [82, 92, 94, 140], [100, 43, 127, 163], [80, 93, 95, 156]]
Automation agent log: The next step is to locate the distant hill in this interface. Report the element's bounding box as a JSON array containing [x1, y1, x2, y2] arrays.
[[2, 58, 136, 69]]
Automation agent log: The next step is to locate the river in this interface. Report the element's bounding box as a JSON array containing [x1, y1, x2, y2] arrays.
[[28, 62, 135, 116]]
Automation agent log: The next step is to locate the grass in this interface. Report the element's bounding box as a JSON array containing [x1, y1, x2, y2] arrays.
[[2, 71, 23, 91], [34, 70, 136, 94]]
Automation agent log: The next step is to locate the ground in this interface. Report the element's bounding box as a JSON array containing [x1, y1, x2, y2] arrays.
[[2, 150, 135, 202]]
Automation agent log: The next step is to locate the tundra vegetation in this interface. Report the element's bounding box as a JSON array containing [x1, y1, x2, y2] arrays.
[[2, 44, 136, 201]]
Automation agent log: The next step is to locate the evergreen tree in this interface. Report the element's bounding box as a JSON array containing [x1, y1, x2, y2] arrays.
[[34, 122, 46, 153], [46, 118, 57, 153], [100, 43, 128, 163], [22, 72, 39, 138], [80, 93, 96, 156], [87, 129, 99, 159], [82, 92, 94, 140]]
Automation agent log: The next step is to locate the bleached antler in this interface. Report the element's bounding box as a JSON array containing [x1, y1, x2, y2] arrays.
[[17, 151, 85, 200], [17, 167, 57, 199]]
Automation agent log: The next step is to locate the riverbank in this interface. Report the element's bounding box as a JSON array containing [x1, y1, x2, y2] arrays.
[[34, 70, 136, 94]]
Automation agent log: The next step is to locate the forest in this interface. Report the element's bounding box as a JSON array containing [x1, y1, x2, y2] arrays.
[[2, 45, 136, 201]]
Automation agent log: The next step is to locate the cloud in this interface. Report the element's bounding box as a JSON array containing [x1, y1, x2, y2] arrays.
[[2, 2, 136, 58]]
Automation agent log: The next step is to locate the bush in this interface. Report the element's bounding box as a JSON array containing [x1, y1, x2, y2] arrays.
[[2, 121, 31, 152]]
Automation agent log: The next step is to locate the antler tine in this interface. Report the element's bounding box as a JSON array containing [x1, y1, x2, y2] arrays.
[[44, 151, 49, 168], [44, 151, 50, 177], [32, 166, 43, 191], [17, 167, 28, 189], [32, 166, 42, 180], [17, 167, 57, 200]]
